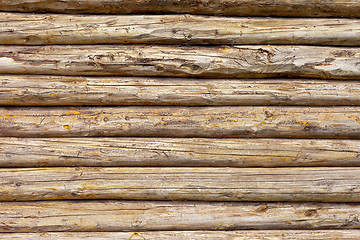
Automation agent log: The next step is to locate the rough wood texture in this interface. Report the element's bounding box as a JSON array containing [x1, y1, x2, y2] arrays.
[[3, 76, 360, 106], [1, 13, 360, 46], [1, 201, 360, 232], [1, 106, 360, 138], [0, 0, 359, 17], [1, 231, 360, 239], [0, 45, 359, 79], [1, 138, 360, 168], [1, 167, 360, 202]]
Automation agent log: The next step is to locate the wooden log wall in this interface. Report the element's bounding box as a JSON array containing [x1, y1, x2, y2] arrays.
[[0, 1, 360, 239]]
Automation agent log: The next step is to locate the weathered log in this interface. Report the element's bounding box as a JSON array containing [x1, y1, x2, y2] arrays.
[[1, 201, 360, 232], [1, 106, 360, 138], [1, 167, 360, 202], [0, 45, 359, 79], [1, 138, 360, 167], [1, 13, 360, 46], [3, 76, 360, 106], [0, 0, 359, 17], [1, 231, 360, 239]]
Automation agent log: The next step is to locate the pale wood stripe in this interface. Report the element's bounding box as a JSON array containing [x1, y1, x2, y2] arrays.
[[0, 45, 359, 79], [2, 76, 360, 106], [0, 231, 360, 239], [1, 201, 360, 232], [1, 106, 360, 138], [1, 138, 360, 167], [1, 13, 359, 45], [1, 167, 360, 202]]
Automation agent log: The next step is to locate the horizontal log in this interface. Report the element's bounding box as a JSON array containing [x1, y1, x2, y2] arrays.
[[1, 231, 360, 239], [1, 167, 360, 202], [1, 106, 360, 138], [0, 45, 359, 79], [3, 76, 360, 106], [1, 201, 360, 232], [1, 13, 360, 46], [0, 0, 359, 17], [1, 138, 360, 167]]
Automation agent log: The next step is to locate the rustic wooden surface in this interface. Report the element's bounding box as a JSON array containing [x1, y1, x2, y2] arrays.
[[0, 0, 359, 17], [0, 45, 359, 79], [1, 13, 360, 46], [1, 201, 360, 232], [1, 167, 360, 202], [1, 230, 360, 239], [3, 76, 360, 106], [1, 1, 359, 236], [1, 106, 360, 138], [1, 138, 360, 167]]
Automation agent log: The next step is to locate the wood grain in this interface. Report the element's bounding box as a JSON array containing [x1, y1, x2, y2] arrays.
[[1, 138, 360, 167], [1, 13, 360, 46], [1, 106, 360, 138], [1, 231, 360, 239], [0, 45, 359, 79], [0, 0, 359, 17], [1, 167, 360, 202], [1, 201, 360, 232], [3, 76, 360, 106]]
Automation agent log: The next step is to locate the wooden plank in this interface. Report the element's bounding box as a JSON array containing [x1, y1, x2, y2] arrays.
[[1, 138, 360, 168], [1, 13, 360, 46], [1, 201, 360, 232], [1, 106, 360, 138], [0, 0, 359, 17], [1, 231, 360, 239], [1, 167, 360, 202], [0, 45, 359, 79], [3, 76, 360, 106]]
